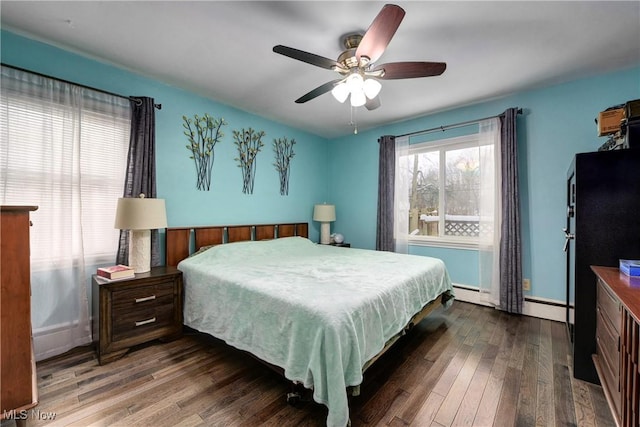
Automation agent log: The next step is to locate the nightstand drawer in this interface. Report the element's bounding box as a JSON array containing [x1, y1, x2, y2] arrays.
[[112, 282, 175, 311], [112, 303, 176, 341]]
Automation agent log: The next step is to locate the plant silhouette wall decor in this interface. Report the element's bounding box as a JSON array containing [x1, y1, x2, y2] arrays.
[[273, 137, 296, 195], [183, 113, 227, 191], [233, 128, 265, 194]]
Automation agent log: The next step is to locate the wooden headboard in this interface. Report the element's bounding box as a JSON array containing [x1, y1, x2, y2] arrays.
[[165, 222, 309, 267]]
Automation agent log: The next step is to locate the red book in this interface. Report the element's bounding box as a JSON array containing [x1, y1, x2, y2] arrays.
[[97, 265, 135, 280]]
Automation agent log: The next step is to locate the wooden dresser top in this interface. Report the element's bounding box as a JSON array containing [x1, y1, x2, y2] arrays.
[[592, 266, 640, 323], [1, 205, 38, 212]]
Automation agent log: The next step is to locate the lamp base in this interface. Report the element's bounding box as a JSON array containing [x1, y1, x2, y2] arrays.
[[129, 229, 151, 273], [320, 222, 331, 245]]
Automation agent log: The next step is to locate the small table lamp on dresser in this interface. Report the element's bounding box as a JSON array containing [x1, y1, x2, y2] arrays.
[[314, 203, 336, 245], [114, 194, 167, 273]]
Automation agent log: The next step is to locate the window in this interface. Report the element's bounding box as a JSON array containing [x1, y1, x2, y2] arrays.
[[1, 66, 130, 268], [396, 123, 499, 249]]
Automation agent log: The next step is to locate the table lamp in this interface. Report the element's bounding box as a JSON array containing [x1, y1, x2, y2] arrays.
[[313, 203, 336, 245], [114, 194, 167, 273]]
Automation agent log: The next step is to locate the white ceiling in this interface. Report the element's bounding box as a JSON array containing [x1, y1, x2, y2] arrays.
[[2, 1, 639, 139]]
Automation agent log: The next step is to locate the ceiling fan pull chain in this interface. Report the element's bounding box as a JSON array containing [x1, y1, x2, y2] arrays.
[[350, 105, 358, 134]]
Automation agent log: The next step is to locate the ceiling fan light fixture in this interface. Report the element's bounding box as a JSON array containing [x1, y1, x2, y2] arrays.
[[333, 73, 373, 107], [331, 82, 350, 103], [363, 78, 382, 99], [273, 4, 447, 115]]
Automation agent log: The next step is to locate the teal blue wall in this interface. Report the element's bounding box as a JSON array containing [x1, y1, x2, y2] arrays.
[[1, 30, 329, 242], [3, 30, 639, 304], [328, 66, 640, 301]]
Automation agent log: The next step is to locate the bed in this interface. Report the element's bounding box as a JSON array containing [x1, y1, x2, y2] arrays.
[[166, 222, 454, 427]]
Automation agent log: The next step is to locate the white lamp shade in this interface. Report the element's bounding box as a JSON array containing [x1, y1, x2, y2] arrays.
[[313, 204, 336, 222], [331, 82, 349, 103], [363, 78, 382, 99], [114, 196, 167, 230], [345, 73, 364, 91], [350, 89, 366, 107]]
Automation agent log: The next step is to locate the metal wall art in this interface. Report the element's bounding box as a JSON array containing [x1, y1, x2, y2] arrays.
[[273, 137, 296, 195], [233, 128, 265, 194], [183, 113, 227, 191]]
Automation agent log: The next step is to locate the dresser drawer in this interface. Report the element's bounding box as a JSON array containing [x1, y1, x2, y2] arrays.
[[595, 338, 621, 417], [596, 304, 622, 418], [596, 305, 620, 381], [597, 279, 621, 334]]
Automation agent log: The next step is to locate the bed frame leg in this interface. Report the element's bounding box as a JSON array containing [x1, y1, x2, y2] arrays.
[[286, 390, 301, 406], [286, 381, 311, 406]]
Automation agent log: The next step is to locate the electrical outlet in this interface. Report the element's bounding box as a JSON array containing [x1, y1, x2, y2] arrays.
[[523, 278, 531, 291]]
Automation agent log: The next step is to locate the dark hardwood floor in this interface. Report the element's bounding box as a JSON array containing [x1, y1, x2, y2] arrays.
[[3, 301, 614, 426]]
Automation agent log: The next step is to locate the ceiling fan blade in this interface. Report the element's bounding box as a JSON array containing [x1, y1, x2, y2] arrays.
[[295, 79, 343, 103], [356, 4, 405, 64], [372, 62, 447, 79], [365, 96, 381, 111], [273, 45, 341, 70]]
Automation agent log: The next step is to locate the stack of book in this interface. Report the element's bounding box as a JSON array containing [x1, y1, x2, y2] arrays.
[[96, 265, 135, 281], [619, 259, 640, 277]]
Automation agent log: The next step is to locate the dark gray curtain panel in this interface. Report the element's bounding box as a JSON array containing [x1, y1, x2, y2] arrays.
[[376, 135, 396, 251], [499, 107, 523, 313], [116, 97, 160, 267]]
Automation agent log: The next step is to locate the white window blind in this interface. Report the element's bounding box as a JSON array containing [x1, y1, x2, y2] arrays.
[[1, 67, 130, 268]]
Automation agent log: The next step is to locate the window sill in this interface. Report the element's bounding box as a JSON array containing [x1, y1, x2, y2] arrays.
[[407, 237, 480, 250]]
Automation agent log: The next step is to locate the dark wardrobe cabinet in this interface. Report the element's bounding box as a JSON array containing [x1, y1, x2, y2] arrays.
[[565, 149, 640, 383]]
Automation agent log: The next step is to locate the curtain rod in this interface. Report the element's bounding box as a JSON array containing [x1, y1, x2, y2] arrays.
[[396, 108, 522, 138], [1, 63, 162, 110]]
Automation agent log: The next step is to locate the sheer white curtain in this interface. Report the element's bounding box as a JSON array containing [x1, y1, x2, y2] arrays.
[[477, 118, 501, 306], [393, 135, 410, 254], [1, 66, 130, 360]]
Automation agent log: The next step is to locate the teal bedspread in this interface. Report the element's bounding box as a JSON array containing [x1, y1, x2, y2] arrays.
[[178, 237, 453, 427]]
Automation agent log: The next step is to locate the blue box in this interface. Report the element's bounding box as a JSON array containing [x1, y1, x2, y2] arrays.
[[619, 259, 640, 277]]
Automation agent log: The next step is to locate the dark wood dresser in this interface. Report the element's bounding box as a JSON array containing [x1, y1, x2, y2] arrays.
[[592, 266, 640, 427], [0, 205, 39, 424], [92, 266, 183, 365]]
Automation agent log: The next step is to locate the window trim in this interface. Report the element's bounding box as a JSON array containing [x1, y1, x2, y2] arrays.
[[400, 133, 492, 247], [408, 235, 481, 250]]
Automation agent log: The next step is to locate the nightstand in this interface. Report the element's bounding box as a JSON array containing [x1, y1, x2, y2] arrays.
[[92, 266, 183, 365]]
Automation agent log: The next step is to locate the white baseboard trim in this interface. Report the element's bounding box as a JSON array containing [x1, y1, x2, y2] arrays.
[[452, 284, 566, 322], [33, 321, 92, 362]]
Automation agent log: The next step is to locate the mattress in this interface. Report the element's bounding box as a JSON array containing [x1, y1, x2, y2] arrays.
[[178, 236, 454, 427]]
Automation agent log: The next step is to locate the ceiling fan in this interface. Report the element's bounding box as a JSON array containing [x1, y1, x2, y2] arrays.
[[273, 3, 446, 111]]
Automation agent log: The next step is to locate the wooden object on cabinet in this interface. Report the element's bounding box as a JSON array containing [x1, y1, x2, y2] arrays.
[[92, 266, 183, 365], [592, 266, 640, 427], [0, 205, 39, 423]]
